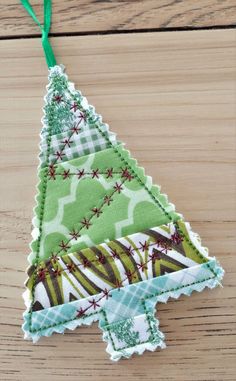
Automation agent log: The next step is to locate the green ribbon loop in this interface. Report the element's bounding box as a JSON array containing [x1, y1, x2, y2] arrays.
[[20, 0, 57, 68]]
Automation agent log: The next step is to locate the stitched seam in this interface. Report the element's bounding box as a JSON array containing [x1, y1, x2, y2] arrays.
[[48, 171, 122, 176]]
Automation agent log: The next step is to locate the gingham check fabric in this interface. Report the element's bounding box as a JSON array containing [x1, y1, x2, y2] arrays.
[[101, 260, 217, 324], [26, 293, 104, 340], [40, 124, 117, 166]]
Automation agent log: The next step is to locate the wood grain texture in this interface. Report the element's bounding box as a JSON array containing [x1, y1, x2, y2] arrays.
[[0, 29, 236, 380], [1, 0, 236, 38]]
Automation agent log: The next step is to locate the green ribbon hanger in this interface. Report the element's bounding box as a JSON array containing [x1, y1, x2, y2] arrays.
[[20, 0, 57, 67]]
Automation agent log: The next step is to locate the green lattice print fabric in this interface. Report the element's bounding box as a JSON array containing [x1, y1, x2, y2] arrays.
[[23, 65, 224, 361]]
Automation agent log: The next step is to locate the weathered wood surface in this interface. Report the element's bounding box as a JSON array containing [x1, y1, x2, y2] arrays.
[[0, 29, 235, 380], [1, 0, 236, 37]]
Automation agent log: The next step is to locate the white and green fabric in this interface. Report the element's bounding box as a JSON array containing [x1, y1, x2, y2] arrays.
[[21, 0, 224, 361]]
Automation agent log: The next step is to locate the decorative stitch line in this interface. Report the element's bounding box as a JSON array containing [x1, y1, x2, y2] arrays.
[[33, 238, 173, 281], [47, 168, 132, 180]]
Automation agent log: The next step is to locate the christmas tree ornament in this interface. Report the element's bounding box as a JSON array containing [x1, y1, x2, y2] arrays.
[[21, 0, 224, 361]]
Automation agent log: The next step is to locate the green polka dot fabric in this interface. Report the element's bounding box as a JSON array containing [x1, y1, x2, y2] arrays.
[[22, 65, 224, 360]]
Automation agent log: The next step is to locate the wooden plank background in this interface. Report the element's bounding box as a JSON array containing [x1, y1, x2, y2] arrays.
[[0, 2, 236, 380], [0, 0, 236, 37]]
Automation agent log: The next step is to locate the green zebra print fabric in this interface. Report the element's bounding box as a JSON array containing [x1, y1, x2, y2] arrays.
[[27, 219, 209, 312]]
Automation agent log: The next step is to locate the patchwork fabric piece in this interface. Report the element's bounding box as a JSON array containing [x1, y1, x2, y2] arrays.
[[27, 219, 209, 311], [22, 65, 224, 361]]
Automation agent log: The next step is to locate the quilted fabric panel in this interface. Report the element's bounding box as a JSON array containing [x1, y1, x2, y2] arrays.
[[22, 65, 224, 361]]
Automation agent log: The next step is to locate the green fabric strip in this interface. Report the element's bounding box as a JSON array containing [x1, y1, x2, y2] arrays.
[[20, 0, 56, 67]]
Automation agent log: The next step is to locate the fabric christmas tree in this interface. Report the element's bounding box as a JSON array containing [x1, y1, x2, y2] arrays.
[[21, 0, 224, 361]]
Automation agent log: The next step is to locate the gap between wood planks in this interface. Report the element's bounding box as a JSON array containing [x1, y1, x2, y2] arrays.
[[0, 23, 235, 41]]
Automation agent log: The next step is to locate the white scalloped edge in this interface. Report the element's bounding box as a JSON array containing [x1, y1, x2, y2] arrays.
[[23, 310, 100, 343], [102, 330, 166, 362], [184, 220, 210, 258]]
